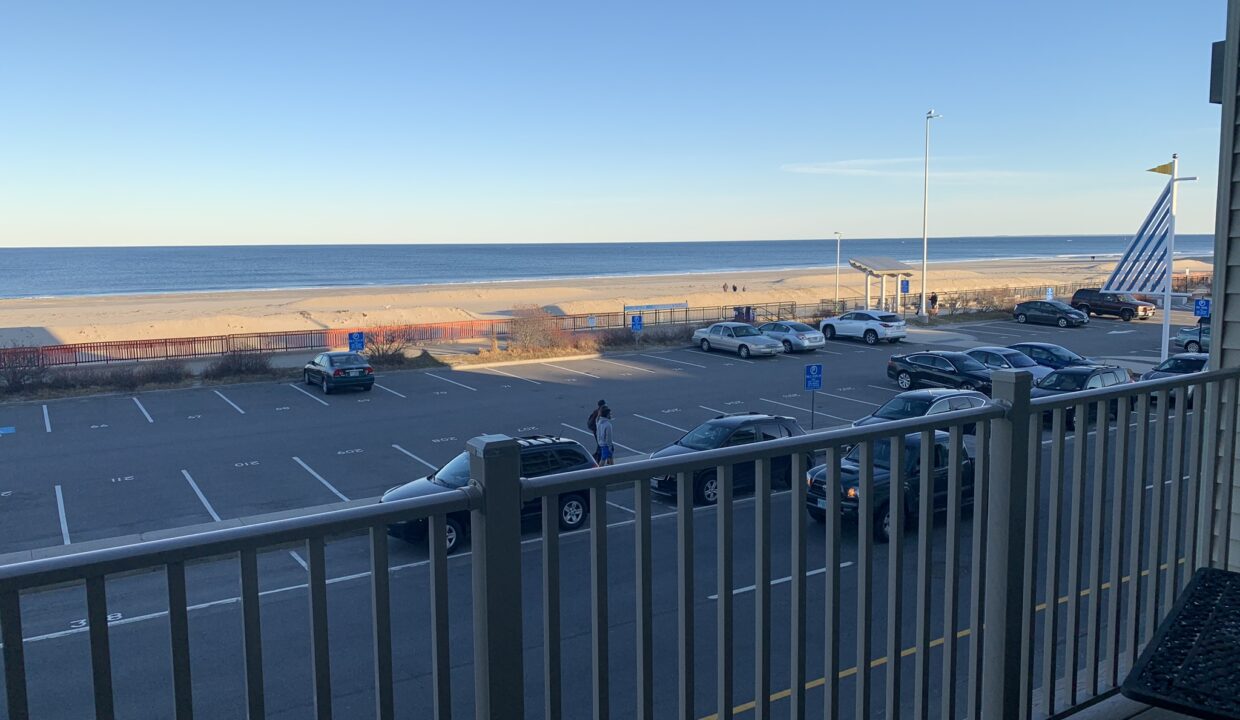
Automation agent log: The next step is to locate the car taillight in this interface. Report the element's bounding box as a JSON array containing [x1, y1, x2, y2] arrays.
[[365, 367, 374, 375], [333, 369, 344, 377], [796, 334, 808, 340], [880, 323, 893, 328]]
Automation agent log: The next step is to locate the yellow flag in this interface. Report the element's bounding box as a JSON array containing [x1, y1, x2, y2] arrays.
[[1147, 161, 1174, 175]]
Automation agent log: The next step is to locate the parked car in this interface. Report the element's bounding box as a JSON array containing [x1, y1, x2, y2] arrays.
[[648, 413, 811, 504], [1029, 365, 1134, 427], [805, 431, 976, 542], [1012, 300, 1089, 327], [1139, 352, 1208, 382], [757, 321, 826, 353], [1069, 288, 1156, 321], [851, 388, 988, 431], [886, 351, 993, 393], [820, 310, 907, 345], [964, 346, 1053, 383], [692, 322, 784, 358], [383, 436, 596, 553], [303, 351, 374, 394], [1006, 342, 1098, 370], [1172, 323, 1211, 353]]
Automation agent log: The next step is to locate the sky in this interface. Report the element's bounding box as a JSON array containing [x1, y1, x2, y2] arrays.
[[0, 1, 1228, 247]]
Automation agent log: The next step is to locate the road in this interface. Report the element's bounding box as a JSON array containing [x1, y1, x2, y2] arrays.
[[0, 313, 1196, 719]]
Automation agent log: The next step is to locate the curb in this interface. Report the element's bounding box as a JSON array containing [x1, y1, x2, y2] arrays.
[[445, 353, 603, 370]]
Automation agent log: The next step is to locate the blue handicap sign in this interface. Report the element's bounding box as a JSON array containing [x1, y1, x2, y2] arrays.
[[804, 363, 823, 391], [1194, 298, 1211, 318], [631, 315, 643, 332], [348, 331, 365, 351], [900, 279, 910, 294]]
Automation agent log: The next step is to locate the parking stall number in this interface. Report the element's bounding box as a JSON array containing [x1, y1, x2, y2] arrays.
[[70, 613, 122, 629], [186, 415, 202, 420], [517, 426, 537, 432], [235, 461, 261, 468], [782, 393, 800, 399], [275, 407, 291, 412], [661, 408, 681, 414], [724, 401, 743, 406], [0, 491, 12, 497], [336, 448, 364, 455], [431, 437, 457, 444], [90, 424, 110, 429], [110, 476, 135, 484]]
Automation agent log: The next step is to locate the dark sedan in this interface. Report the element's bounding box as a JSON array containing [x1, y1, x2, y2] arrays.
[[1030, 365, 1134, 427], [887, 351, 993, 393], [805, 431, 976, 542], [1139, 353, 1207, 382], [965, 346, 1053, 383], [1013, 300, 1089, 328], [851, 388, 988, 432], [303, 351, 374, 394], [1007, 342, 1097, 370]]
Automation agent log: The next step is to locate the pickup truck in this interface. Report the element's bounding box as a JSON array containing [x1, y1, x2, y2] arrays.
[[1069, 288, 1155, 321]]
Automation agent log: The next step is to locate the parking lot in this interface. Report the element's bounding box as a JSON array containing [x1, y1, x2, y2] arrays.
[[0, 311, 1189, 719]]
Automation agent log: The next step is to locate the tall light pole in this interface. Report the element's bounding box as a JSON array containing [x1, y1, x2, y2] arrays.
[[833, 231, 843, 311], [919, 109, 942, 317]]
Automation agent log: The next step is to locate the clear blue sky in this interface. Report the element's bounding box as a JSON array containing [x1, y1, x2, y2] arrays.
[[0, 1, 1227, 246]]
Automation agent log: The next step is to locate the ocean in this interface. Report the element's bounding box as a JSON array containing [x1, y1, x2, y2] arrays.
[[0, 235, 1215, 299]]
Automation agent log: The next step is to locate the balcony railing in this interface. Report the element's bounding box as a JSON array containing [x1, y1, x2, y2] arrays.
[[1, 367, 1237, 719]]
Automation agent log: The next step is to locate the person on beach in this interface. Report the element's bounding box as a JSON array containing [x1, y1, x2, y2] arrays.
[[732, 284, 737, 292], [587, 399, 606, 462], [595, 407, 614, 466], [929, 292, 939, 314], [722, 282, 729, 292]]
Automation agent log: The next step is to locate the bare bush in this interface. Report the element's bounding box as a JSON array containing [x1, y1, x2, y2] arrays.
[[203, 352, 273, 380], [135, 359, 190, 385], [510, 305, 570, 350], [364, 328, 417, 367], [0, 345, 47, 394]]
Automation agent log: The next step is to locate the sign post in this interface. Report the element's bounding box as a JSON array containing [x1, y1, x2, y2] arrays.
[[1045, 288, 1054, 302], [348, 331, 365, 352], [900, 279, 910, 317], [805, 363, 823, 429], [631, 315, 643, 349]]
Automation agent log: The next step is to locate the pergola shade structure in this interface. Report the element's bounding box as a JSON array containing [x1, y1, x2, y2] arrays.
[[848, 256, 915, 311]]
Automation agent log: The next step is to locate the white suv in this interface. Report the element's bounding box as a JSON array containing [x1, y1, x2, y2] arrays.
[[820, 310, 907, 345]]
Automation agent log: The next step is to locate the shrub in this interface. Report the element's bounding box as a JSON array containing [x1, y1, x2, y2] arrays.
[[203, 352, 273, 379], [510, 305, 570, 350], [363, 329, 418, 367], [0, 345, 46, 394], [135, 359, 190, 385]]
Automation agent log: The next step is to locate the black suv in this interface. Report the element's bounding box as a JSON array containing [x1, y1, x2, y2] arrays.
[[649, 413, 810, 504], [382, 436, 597, 553], [1029, 365, 1134, 427], [1070, 288, 1155, 322]]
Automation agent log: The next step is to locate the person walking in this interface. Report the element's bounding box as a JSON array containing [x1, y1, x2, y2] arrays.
[[595, 407, 615, 466], [929, 292, 939, 315], [586, 399, 606, 462]]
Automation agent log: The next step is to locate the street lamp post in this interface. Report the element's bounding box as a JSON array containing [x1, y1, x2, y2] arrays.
[[919, 109, 942, 318], [833, 231, 842, 312]]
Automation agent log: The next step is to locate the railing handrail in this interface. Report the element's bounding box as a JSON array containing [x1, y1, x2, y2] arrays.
[[1028, 365, 1240, 411]]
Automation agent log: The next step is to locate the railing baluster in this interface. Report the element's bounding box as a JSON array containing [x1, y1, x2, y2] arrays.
[[1184, 381, 1207, 582], [590, 486, 610, 720], [307, 537, 332, 720], [1019, 418, 1041, 720], [166, 561, 194, 720], [240, 548, 265, 719], [369, 528, 394, 720], [677, 471, 695, 720], [541, 496, 562, 720], [824, 448, 842, 720], [856, 440, 874, 719], [1127, 395, 1150, 662], [1, 589, 29, 720], [941, 426, 962, 720], [1165, 387, 1188, 614], [754, 457, 771, 720], [1042, 407, 1067, 715], [884, 435, 904, 720], [972, 420, 995, 719], [428, 515, 452, 720], [789, 451, 807, 720], [717, 464, 734, 720], [1064, 401, 1088, 705], [1107, 396, 1131, 688], [1199, 381, 1221, 568], [86, 575, 115, 720], [1085, 398, 1110, 695], [636, 479, 654, 720], [913, 430, 933, 720], [1144, 391, 1170, 649], [1220, 377, 1238, 569]]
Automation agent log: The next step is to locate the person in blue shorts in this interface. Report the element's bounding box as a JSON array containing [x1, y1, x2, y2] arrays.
[[595, 407, 614, 466]]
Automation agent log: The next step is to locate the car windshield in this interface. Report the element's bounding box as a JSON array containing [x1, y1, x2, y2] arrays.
[[953, 355, 987, 372], [1038, 372, 1087, 391], [331, 353, 367, 365], [874, 396, 933, 419], [1003, 352, 1037, 368], [786, 322, 815, 332], [1050, 346, 1084, 361], [877, 314, 901, 323], [432, 452, 472, 488], [844, 441, 892, 469], [1117, 294, 1139, 303], [732, 325, 761, 337], [678, 422, 733, 450]]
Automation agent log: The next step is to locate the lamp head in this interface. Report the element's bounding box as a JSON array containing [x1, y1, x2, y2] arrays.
[[926, 109, 942, 120]]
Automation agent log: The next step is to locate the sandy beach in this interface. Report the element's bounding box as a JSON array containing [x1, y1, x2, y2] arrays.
[[0, 257, 1213, 346]]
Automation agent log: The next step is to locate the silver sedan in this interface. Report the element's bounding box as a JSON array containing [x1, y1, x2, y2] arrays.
[[692, 322, 784, 358], [757, 321, 826, 353]]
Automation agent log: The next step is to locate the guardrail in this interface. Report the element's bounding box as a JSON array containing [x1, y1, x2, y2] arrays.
[[1, 370, 1236, 719]]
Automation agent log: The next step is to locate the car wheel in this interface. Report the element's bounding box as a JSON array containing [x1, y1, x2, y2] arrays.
[[783, 340, 794, 353], [1121, 309, 1134, 322], [738, 345, 751, 359], [897, 371, 913, 390], [1057, 317, 1069, 328], [304, 371, 313, 385], [700, 339, 711, 352], [807, 507, 826, 523], [1186, 341, 1201, 353], [443, 516, 464, 554], [1016, 313, 1028, 323], [874, 502, 893, 543], [559, 495, 587, 531], [825, 326, 836, 339], [321, 377, 332, 395], [864, 330, 878, 345], [694, 473, 719, 505]]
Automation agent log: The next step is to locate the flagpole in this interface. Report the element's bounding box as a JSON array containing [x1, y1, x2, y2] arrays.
[[1162, 154, 1178, 362]]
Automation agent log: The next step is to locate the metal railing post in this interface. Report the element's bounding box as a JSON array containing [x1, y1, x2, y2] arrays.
[[468, 435, 525, 720], [982, 370, 1033, 719]]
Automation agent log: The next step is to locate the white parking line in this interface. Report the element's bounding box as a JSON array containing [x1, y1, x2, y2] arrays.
[[606, 501, 637, 515], [759, 397, 852, 422], [54, 485, 70, 545], [287, 551, 310, 571], [640, 353, 705, 369], [289, 383, 330, 406], [392, 444, 438, 471], [181, 470, 222, 522], [132, 397, 154, 423], [292, 457, 349, 502], [542, 362, 601, 379], [559, 423, 647, 455], [817, 391, 881, 407], [632, 414, 688, 432], [708, 562, 855, 599], [486, 368, 541, 384], [42, 405, 51, 433], [594, 358, 657, 374], [375, 384, 407, 398], [866, 384, 899, 394], [213, 390, 245, 414], [426, 373, 477, 392], [685, 349, 755, 364], [699, 405, 728, 415]]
